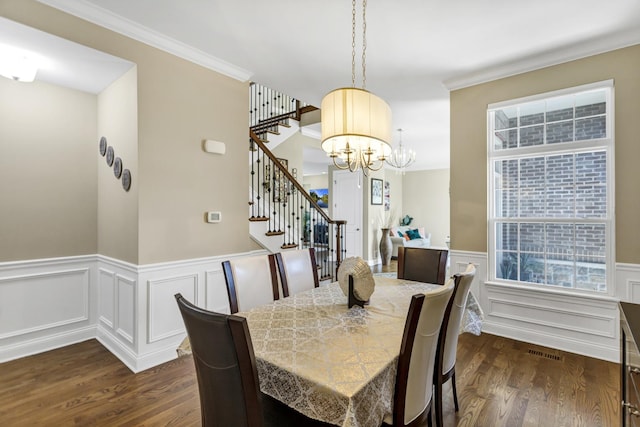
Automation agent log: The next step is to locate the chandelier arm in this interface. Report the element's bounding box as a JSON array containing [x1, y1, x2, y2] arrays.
[[360, 150, 385, 172]]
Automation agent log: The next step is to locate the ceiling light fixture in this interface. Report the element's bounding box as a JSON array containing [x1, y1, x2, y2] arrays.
[[386, 128, 416, 173], [0, 49, 38, 82], [320, 0, 392, 176]]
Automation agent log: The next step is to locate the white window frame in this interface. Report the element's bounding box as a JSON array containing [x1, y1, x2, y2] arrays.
[[487, 80, 615, 296]]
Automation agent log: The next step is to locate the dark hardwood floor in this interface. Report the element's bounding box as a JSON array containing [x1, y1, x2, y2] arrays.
[[0, 261, 619, 426]]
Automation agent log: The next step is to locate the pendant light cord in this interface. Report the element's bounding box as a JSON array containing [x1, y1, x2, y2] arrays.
[[362, 0, 367, 90], [351, 0, 356, 88], [351, 0, 367, 89]]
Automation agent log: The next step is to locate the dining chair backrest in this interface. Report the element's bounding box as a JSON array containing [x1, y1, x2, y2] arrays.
[[174, 293, 263, 427], [275, 248, 319, 297], [439, 263, 476, 375], [388, 280, 454, 427], [433, 263, 476, 427], [222, 254, 279, 314], [397, 246, 449, 285]]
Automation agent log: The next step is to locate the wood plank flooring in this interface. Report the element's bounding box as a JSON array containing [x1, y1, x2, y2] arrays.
[[0, 262, 619, 426], [0, 336, 619, 426]]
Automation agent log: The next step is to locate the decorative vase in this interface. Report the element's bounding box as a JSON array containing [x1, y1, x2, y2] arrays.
[[379, 228, 392, 266]]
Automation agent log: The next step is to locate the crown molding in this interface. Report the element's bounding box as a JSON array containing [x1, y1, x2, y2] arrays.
[[37, 0, 253, 82], [443, 27, 640, 91]]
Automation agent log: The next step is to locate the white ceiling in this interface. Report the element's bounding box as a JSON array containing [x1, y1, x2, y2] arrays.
[[8, 1, 640, 173], [0, 16, 133, 94]]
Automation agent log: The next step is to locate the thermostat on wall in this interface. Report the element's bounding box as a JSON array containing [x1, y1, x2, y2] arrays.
[[207, 211, 222, 223]]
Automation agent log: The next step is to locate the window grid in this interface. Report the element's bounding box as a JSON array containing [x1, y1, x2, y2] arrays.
[[488, 83, 612, 293]]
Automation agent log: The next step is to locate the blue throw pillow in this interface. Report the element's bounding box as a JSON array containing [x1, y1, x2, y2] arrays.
[[397, 231, 404, 237], [406, 229, 421, 240]]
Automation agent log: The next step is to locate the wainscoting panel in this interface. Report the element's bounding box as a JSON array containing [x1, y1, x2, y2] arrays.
[[617, 263, 640, 303], [98, 268, 115, 329], [95, 256, 138, 371], [0, 268, 89, 339], [147, 274, 197, 343], [116, 274, 136, 345], [205, 268, 231, 313], [0, 256, 96, 363], [132, 250, 267, 372], [450, 250, 622, 362]]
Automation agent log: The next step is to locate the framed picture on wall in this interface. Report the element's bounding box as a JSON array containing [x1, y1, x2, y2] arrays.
[[371, 178, 383, 205], [310, 188, 329, 208], [384, 180, 391, 211]]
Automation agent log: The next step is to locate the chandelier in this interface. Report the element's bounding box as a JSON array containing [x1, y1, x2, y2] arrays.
[[386, 128, 416, 173], [320, 0, 392, 176]]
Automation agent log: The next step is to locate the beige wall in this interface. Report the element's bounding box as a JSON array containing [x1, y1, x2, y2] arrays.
[[272, 132, 307, 178], [402, 169, 450, 247], [450, 44, 640, 263], [97, 67, 138, 263], [0, 78, 97, 261], [135, 45, 252, 264], [1, 0, 256, 264], [303, 174, 329, 192]]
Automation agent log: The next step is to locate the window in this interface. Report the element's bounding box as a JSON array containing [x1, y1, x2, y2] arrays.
[[488, 81, 614, 293]]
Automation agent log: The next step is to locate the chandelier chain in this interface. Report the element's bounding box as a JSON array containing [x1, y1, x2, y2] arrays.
[[351, 0, 356, 88], [362, 0, 367, 90]]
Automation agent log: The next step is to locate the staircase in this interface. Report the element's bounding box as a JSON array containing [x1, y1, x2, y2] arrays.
[[248, 83, 346, 281]]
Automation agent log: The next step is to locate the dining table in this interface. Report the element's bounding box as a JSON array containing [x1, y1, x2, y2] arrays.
[[178, 275, 483, 427], [178, 274, 482, 427]]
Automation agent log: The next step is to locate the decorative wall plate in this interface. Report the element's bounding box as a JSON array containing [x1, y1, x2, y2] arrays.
[[122, 169, 131, 191], [106, 146, 114, 166], [113, 157, 122, 178], [99, 136, 107, 156]]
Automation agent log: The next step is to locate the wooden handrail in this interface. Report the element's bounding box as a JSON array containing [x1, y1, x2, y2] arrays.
[[249, 129, 342, 227], [250, 129, 346, 271]]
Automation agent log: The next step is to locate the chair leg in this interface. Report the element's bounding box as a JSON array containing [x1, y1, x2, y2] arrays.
[[434, 377, 443, 427], [427, 406, 433, 427], [451, 369, 459, 412]]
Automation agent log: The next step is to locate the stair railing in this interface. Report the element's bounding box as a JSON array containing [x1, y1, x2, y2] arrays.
[[249, 82, 317, 142], [249, 129, 346, 281]]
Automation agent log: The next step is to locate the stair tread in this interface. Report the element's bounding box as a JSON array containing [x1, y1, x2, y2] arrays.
[[249, 217, 269, 222]]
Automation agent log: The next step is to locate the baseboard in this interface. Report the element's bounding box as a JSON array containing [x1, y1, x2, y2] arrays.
[[483, 320, 618, 362], [97, 326, 186, 373], [96, 326, 139, 372], [0, 325, 96, 364]]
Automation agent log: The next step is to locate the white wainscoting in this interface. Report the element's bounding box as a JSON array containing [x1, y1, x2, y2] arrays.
[[449, 250, 640, 362], [0, 255, 97, 363], [0, 250, 267, 373], [4, 251, 636, 370]]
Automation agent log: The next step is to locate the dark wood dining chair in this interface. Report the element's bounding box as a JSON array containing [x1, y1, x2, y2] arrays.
[[397, 246, 449, 285], [222, 254, 279, 313], [275, 248, 319, 297], [433, 263, 476, 427], [175, 294, 332, 427], [383, 280, 455, 427]]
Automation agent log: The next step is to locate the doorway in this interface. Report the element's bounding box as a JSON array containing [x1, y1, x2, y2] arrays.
[[332, 170, 363, 258]]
